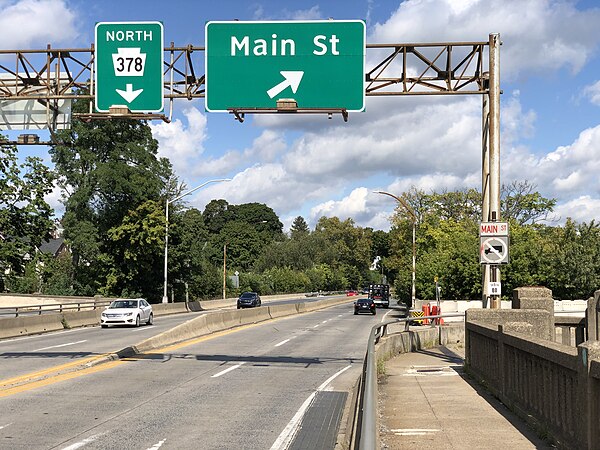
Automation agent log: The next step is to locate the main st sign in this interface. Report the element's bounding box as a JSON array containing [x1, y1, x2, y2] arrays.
[[205, 20, 366, 112]]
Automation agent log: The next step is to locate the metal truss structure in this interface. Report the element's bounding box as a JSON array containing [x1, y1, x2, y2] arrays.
[[0, 39, 490, 135]]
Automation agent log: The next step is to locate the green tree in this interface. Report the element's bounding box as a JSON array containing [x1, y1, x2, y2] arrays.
[[50, 99, 173, 299], [502, 180, 556, 225], [290, 216, 310, 239], [107, 200, 165, 297], [544, 219, 600, 299], [0, 144, 55, 281]]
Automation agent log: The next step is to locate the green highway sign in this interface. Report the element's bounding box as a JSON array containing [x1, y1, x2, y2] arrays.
[[205, 20, 365, 112], [95, 21, 163, 113]]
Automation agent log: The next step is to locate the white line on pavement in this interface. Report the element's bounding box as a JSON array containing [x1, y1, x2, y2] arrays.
[[312, 324, 319, 328], [147, 438, 167, 449], [274, 336, 296, 347], [33, 340, 87, 352], [391, 428, 440, 436], [322, 320, 328, 324], [211, 362, 246, 378], [0, 424, 11, 430], [60, 433, 103, 450], [382, 309, 394, 322], [269, 365, 352, 450]]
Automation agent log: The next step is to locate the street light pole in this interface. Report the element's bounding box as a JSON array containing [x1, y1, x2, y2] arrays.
[[223, 243, 227, 300], [163, 178, 231, 304], [374, 190, 417, 307]]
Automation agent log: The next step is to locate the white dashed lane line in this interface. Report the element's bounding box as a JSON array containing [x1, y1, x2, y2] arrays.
[[274, 336, 297, 347], [33, 340, 87, 352], [147, 438, 167, 449], [211, 362, 246, 378]]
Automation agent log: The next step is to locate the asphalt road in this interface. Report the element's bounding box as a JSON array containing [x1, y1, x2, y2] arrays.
[[0, 312, 206, 381], [0, 295, 351, 381], [0, 302, 393, 450]]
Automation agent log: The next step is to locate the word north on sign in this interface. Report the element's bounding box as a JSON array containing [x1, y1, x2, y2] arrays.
[[95, 21, 163, 113], [205, 20, 365, 111]]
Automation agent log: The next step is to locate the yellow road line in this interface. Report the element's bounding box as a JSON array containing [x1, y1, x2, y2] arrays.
[[0, 321, 266, 398], [0, 353, 112, 388]]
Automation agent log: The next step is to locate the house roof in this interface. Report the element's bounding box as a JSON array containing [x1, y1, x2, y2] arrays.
[[38, 237, 67, 257]]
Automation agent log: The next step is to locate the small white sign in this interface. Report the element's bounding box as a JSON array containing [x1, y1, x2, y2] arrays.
[[480, 236, 509, 264], [480, 222, 509, 237], [488, 281, 501, 296]]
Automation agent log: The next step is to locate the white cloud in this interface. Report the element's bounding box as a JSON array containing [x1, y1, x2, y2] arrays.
[[584, 80, 600, 106], [369, 0, 600, 80], [310, 187, 370, 221], [0, 0, 79, 49], [45, 180, 64, 217], [151, 105, 208, 177], [282, 96, 482, 181], [503, 124, 600, 199], [553, 196, 600, 224]]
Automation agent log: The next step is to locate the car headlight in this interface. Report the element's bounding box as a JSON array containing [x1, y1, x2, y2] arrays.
[[125, 312, 134, 316], [101, 312, 107, 317]]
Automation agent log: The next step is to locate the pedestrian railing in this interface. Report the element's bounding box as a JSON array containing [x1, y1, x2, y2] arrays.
[[357, 312, 466, 450], [0, 300, 113, 317]]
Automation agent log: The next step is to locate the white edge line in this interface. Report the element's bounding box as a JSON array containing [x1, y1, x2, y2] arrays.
[[269, 364, 352, 450], [0, 423, 11, 430], [317, 364, 352, 391], [275, 339, 291, 347], [211, 362, 245, 378], [269, 391, 317, 450]]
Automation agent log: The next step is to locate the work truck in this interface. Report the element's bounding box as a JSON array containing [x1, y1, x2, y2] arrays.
[[368, 283, 390, 308]]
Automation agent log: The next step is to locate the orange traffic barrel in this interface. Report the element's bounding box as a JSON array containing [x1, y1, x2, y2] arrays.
[[422, 304, 430, 324]]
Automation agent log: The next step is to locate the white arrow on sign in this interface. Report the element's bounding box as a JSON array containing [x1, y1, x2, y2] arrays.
[[267, 71, 304, 99], [116, 84, 144, 103]]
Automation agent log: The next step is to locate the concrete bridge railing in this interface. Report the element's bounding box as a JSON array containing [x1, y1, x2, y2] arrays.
[[465, 287, 600, 450]]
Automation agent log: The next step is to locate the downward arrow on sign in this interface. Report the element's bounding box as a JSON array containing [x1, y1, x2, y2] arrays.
[[267, 71, 304, 99], [116, 84, 144, 103]]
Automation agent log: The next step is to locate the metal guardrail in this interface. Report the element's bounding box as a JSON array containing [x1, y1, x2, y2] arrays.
[[358, 312, 466, 450], [0, 300, 112, 317]]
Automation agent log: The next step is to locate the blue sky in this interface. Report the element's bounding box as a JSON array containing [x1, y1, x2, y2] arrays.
[[2, 0, 600, 231]]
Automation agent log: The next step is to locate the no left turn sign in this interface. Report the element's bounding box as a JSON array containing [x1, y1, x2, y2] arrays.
[[480, 236, 509, 264]]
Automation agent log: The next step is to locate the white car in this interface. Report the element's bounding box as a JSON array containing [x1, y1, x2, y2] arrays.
[[100, 298, 153, 328]]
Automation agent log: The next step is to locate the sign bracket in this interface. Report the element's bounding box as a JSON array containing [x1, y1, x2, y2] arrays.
[[228, 107, 349, 123]]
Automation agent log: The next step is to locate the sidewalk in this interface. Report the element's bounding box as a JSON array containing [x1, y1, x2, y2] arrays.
[[378, 345, 555, 449]]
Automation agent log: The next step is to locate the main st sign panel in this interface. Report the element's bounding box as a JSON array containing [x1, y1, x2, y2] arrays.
[[95, 21, 164, 113], [205, 20, 365, 112]]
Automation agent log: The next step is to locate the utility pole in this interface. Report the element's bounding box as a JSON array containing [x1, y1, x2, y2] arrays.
[[488, 33, 502, 309]]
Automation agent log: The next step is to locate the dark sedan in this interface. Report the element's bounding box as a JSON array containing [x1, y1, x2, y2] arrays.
[[354, 298, 376, 315], [237, 292, 261, 309]]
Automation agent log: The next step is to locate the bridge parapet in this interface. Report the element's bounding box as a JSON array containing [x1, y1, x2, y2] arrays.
[[466, 287, 600, 449]]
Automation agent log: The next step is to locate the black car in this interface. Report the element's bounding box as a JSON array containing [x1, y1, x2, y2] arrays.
[[237, 292, 261, 309], [354, 298, 376, 315]]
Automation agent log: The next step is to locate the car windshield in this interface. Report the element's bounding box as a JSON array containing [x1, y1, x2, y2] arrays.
[[357, 299, 371, 304], [109, 300, 138, 309], [240, 293, 255, 299]]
